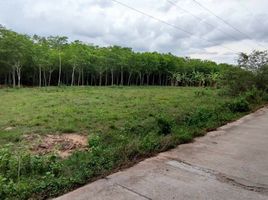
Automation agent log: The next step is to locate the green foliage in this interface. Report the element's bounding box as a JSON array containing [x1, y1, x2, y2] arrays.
[[0, 87, 267, 199], [157, 117, 172, 135], [226, 97, 250, 113], [220, 67, 256, 96], [184, 108, 214, 127], [256, 65, 268, 92], [1, 26, 224, 87], [244, 87, 263, 104]]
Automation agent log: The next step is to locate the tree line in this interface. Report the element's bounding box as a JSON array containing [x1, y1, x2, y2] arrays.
[[0, 25, 253, 88]]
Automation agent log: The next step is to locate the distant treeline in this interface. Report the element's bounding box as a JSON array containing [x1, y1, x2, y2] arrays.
[[0, 25, 233, 87]]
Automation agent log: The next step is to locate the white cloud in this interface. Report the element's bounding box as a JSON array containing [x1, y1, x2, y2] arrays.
[[0, 0, 267, 64]]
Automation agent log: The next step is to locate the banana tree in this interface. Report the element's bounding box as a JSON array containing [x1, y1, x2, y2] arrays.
[[208, 71, 220, 88]]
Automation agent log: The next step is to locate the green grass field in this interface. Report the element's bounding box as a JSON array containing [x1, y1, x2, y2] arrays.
[[0, 87, 265, 199], [0, 86, 231, 144]]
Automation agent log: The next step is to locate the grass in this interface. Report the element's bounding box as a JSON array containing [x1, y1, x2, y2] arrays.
[[0, 86, 230, 144], [0, 86, 265, 199]]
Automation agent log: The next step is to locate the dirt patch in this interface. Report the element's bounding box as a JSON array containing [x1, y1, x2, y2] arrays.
[[24, 134, 88, 158], [4, 126, 14, 131]]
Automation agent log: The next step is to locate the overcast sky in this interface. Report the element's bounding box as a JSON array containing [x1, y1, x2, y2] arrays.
[[0, 0, 267, 64]]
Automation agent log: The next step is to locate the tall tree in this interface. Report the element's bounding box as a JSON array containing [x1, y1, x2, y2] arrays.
[[48, 36, 68, 86]]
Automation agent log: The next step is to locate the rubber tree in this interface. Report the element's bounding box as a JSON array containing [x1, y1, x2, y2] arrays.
[[48, 36, 68, 86], [0, 28, 32, 87]]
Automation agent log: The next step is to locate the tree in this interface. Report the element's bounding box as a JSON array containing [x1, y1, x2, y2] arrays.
[[32, 35, 51, 87], [208, 71, 220, 88], [1, 25, 244, 88], [238, 50, 268, 71], [0, 28, 32, 87], [48, 36, 68, 86]]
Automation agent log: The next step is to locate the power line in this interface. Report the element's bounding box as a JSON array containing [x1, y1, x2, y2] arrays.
[[166, 0, 240, 42], [191, 0, 266, 49], [110, 0, 239, 54], [167, 0, 260, 51]]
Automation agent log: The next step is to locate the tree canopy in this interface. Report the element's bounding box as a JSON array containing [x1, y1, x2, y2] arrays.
[[0, 26, 236, 87]]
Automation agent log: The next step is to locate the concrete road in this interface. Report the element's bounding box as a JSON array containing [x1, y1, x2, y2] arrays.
[[55, 107, 268, 200]]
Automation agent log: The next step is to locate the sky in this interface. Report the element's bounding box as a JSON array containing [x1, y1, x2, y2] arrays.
[[0, 0, 267, 64]]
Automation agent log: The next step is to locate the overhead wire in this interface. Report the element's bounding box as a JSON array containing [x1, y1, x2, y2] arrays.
[[110, 0, 240, 54], [191, 0, 266, 49], [166, 0, 241, 42]]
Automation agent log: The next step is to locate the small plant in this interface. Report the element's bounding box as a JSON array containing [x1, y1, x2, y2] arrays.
[[244, 87, 262, 104], [194, 90, 207, 97], [226, 97, 250, 113], [157, 117, 172, 135], [184, 108, 214, 127]]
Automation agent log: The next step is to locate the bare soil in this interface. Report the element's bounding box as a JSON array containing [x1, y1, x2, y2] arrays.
[[23, 133, 88, 158]]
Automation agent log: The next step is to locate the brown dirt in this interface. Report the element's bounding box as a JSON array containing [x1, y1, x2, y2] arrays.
[[23, 133, 88, 158], [4, 126, 14, 131]]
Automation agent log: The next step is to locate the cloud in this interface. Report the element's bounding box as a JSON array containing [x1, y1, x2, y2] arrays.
[[0, 0, 267, 64]]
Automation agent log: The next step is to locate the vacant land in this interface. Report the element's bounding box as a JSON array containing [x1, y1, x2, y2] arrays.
[[0, 87, 265, 199], [0, 87, 231, 144]]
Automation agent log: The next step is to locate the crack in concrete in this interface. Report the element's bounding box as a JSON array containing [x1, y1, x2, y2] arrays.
[[116, 183, 153, 200], [216, 173, 268, 195], [166, 159, 268, 196]]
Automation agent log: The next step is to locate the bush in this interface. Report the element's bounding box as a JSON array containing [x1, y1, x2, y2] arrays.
[[256, 65, 268, 92], [184, 108, 214, 127], [226, 97, 250, 113], [244, 87, 262, 104], [157, 117, 172, 135], [220, 67, 256, 96]]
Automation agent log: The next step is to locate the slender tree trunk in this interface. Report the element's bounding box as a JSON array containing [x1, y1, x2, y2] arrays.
[[12, 66, 16, 88], [16, 68, 21, 88], [58, 52, 61, 86], [39, 65, 42, 87], [48, 71, 52, 86], [99, 72, 102, 86], [139, 73, 142, 85], [86, 73, 89, 85], [111, 69, 114, 85], [78, 69, 81, 86], [71, 65, 76, 86], [128, 72, 132, 86], [43, 70, 47, 87], [120, 66, 123, 85], [158, 73, 162, 85], [105, 70, 108, 86], [81, 68, 84, 86], [152, 74, 155, 85], [14, 61, 21, 88]]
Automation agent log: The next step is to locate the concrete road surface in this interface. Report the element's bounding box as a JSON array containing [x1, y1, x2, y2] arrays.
[[55, 107, 268, 200]]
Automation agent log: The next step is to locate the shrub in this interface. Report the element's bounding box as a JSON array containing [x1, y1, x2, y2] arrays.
[[244, 87, 262, 104], [157, 117, 172, 135], [184, 108, 214, 127], [220, 67, 256, 96], [140, 132, 161, 153], [262, 92, 268, 101], [226, 97, 250, 113], [256, 65, 268, 92]]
